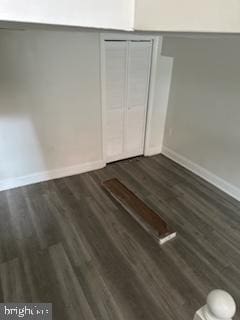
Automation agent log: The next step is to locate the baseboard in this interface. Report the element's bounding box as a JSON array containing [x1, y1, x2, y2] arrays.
[[0, 160, 106, 192], [162, 146, 240, 201], [144, 146, 162, 157]]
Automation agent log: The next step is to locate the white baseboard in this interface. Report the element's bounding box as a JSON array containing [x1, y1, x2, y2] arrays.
[[0, 160, 106, 192], [162, 146, 240, 201], [144, 146, 162, 157]]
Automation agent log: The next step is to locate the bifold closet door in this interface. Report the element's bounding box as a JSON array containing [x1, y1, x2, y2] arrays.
[[105, 40, 152, 162], [105, 41, 127, 161], [125, 41, 152, 156]]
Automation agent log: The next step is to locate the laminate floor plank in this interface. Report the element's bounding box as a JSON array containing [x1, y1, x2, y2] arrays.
[[92, 163, 152, 199], [118, 160, 181, 201], [0, 154, 239, 319]]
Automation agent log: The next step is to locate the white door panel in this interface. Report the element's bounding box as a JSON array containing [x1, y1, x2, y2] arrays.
[[104, 40, 152, 162], [105, 41, 127, 160], [106, 109, 124, 160], [126, 41, 152, 154], [125, 108, 145, 153]]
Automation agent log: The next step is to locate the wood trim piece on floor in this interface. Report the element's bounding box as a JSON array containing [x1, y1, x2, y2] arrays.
[[0, 160, 106, 192], [103, 178, 176, 245], [162, 146, 240, 202]]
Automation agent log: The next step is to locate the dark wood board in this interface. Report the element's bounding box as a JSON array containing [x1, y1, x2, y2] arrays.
[[102, 178, 176, 244]]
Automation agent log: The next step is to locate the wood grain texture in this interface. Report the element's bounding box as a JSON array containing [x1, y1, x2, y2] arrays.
[[0, 154, 239, 319], [102, 178, 175, 242]]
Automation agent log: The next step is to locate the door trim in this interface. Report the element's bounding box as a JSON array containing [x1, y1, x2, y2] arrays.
[[100, 32, 162, 163]]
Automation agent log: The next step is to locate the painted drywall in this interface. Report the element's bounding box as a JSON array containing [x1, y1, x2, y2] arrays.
[[135, 0, 240, 33], [0, 29, 165, 190], [0, 0, 134, 30], [0, 29, 103, 188], [2, 0, 240, 33], [162, 36, 240, 193], [148, 53, 173, 154]]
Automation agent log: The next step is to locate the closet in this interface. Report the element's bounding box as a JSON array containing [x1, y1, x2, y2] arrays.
[[104, 39, 152, 162]]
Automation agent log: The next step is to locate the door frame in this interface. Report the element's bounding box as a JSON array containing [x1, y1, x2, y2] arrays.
[[100, 32, 162, 163]]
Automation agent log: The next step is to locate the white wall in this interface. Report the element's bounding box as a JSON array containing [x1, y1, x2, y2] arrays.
[[0, 29, 165, 190], [3, 0, 240, 33], [162, 36, 240, 199], [135, 0, 240, 33], [0, 0, 134, 30], [148, 53, 173, 155], [0, 29, 104, 189]]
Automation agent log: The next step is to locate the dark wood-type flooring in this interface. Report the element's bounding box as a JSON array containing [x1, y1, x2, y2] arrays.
[[0, 154, 239, 319]]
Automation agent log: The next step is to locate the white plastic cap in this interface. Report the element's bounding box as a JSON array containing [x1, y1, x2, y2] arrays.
[[206, 289, 236, 319]]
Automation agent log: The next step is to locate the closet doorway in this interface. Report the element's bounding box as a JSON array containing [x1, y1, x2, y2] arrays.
[[101, 34, 159, 163]]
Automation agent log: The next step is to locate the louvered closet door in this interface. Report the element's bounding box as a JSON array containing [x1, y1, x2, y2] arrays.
[[125, 41, 152, 155], [105, 41, 127, 161], [105, 40, 152, 162]]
